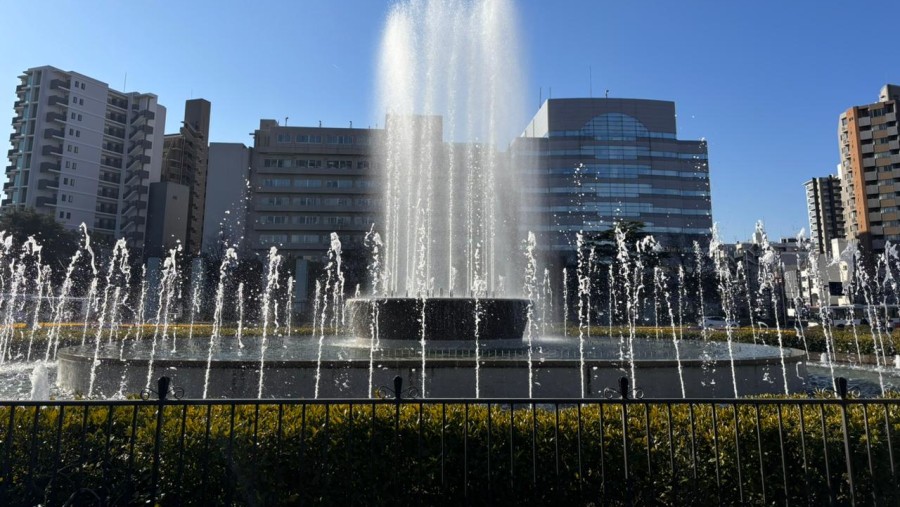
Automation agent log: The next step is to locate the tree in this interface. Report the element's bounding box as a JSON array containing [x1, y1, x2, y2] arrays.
[[0, 208, 80, 273]]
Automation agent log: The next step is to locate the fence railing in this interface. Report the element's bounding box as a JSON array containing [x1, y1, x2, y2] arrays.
[[0, 376, 897, 506]]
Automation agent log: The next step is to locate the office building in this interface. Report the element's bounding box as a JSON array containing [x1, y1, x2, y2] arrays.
[[160, 99, 210, 256], [838, 84, 900, 254], [248, 120, 381, 308], [4, 65, 166, 251], [248, 120, 379, 257], [202, 142, 250, 254], [805, 174, 845, 254], [511, 98, 712, 255]]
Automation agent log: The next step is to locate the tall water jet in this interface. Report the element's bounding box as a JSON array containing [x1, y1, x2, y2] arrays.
[[709, 226, 740, 397], [204, 248, 236, 399], [377, 0, 528, 297], [523, 232, 538, 398], [257, 247, 283, 398]]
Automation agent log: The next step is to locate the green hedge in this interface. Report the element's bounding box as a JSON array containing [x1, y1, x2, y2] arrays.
[[1, 397, 898, 505], [571, 325, 899, 358]]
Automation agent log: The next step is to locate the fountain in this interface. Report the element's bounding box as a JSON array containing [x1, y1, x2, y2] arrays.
[[0, 0, 832, 401]]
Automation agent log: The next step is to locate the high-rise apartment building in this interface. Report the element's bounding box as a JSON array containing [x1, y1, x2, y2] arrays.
[[805, 174, 845, 254], [838, 84, 900, 254], [248, 119, 380, 257], [511, 98, 712, 254], [160, 99, 210, 256], [4, 66, 166, 251]]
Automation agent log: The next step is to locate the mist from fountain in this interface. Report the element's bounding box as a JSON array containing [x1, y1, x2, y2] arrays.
[[377, 0, 527, 298]]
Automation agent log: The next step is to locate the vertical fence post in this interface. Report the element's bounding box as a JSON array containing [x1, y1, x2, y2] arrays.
[[151, 376, 170, 504], [836, 377, 856, 506], [619, 377, 632, 506]]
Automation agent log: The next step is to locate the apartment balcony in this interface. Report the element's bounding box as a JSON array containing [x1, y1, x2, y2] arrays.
[[122, 215, 146, 228], [121, 200, 147, 215], [43, 128, 64, 140], [47, 95, 69, 108], [45, 112, 66, 124], [37, 179, 58, 190], [49, 78, 70, 91], [127, 154, 151, 170], [6, 149, 15, 158], [3, 181, 13, 191], [39, 162, 61, 173], [1, 199, 11, 207], [128, 139, 152, 157], [124, 169, 149, 185], [130, 109, 156, 123], [129, 125, 154, 140], [35, 196, 56, 208], [13, 99, 25, 110], [15, 84, 26, 94], [122, 184, 147, 201], [42, 145, 62, 157]]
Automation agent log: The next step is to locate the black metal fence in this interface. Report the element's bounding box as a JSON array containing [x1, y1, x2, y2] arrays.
[[0, 376, 897, 506]]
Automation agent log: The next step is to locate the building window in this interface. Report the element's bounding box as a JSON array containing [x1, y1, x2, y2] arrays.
[[67, 145, 72, 152], [70, 112, 76, 120], [77, 114, 82, 121], [74, 146, 79, 154], [79, 98, 83, 105], [72, 95, 77, 104], [80, 83, 85, 90]]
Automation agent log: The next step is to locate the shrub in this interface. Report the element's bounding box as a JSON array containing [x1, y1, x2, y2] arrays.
[[0, 396, 898, 505]]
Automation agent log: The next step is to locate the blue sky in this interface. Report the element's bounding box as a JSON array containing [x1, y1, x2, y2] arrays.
[[1, 0, 896, 242]]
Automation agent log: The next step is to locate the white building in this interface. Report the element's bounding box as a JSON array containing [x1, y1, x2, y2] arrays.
[[4, 66, 166, 252]]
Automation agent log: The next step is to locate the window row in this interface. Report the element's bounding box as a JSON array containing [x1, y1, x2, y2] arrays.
[[257, 215, 376, 226], [543, 147, 708, 161], [274, 134, 369, 145], [263, 158, 370, 169], [259, 196, 378, 207], [536, 164, 708, 180], [261, 178, 376, 189]]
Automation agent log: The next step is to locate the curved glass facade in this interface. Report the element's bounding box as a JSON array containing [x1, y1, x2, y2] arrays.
[[512, 98, 713, 253]]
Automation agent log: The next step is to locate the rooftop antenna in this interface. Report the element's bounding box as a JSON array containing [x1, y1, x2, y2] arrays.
[[319, 120, 322, 128], [284, 116, 289, 126], [349, 121, 353, 128], [589, 66, 592, 98], [539, 87, 542, 106], [123, 72, 127, 90], [606, 89, 609, 98]]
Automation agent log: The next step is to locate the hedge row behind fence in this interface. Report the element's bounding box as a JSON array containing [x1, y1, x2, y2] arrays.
[[0, 397, 899, 505]]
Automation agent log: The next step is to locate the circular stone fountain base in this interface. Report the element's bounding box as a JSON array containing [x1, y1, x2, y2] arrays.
[[58, 336, 807, 399], [344, 297, 529, 341]]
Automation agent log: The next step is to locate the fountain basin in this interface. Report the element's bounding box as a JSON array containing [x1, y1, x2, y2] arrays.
[[345, 297, 529, 341], [58, 336, 807, 399]]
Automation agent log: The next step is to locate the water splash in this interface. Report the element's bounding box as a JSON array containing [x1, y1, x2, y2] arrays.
[[258, 247, 283, 399], [204, 248, 236, 399], [523, 232, 538, 398]]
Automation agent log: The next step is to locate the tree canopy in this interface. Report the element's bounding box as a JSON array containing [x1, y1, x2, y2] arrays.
[[0, 208, 80, 270]]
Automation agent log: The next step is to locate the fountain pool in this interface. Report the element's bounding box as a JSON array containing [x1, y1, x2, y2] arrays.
[[58, 332, 805, 398]]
